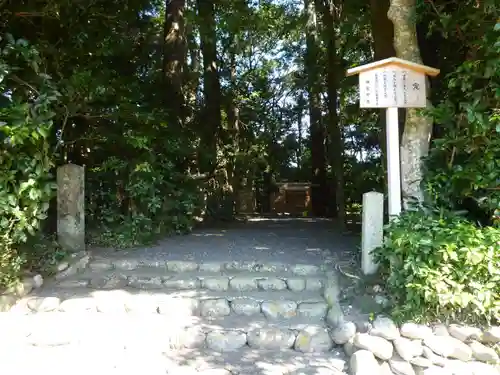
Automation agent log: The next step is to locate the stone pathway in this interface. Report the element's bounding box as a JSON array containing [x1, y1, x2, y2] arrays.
[[2, 218, 498, 374], [2, 218, 356, 375]]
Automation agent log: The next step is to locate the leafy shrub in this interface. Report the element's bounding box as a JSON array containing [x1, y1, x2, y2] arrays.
[[0, 35, 58, 287], [373, 208, 500, 324]]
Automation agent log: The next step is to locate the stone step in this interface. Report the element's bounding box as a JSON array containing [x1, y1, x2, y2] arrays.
[[56, 267, 327, 292], [13, 287, 329, 319], [0, 341, 347, 374], [88, 256, 327, 275], [0, 312, 340, 354]]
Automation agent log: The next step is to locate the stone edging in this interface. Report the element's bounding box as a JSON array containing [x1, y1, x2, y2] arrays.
[[0, 250, 91, 312]]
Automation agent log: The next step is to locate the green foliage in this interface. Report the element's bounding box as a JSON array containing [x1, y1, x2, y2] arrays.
[[0, 34, 57, 287], [425, 16, 500, 224], [374, 208, 500, 324]]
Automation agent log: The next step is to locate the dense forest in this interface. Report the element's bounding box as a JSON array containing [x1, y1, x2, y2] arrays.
[[0, 0, 499, 322]]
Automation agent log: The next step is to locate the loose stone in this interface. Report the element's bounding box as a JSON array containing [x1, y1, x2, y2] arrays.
[[482, 326, 500, 344], [229, 276, 257, 291], [261, 300, 297, 319], [59, 297, 97, 312], [422, 347, 448, 367], [247, 327, 296, 349], [432, 324, 449, 337], [371, 316, 400, 341], [350, 349, 380, 375], [27, 296, 61, 312], [205, 330, 247, 352], [389, 354, 416, 375], [113, 259, 140, 270], [297, 302, 328, 319], [230, 298, 260, 315], [128, 275, 164, 289], [331, 321, 357, 345], [163, 276, 199, 290], [90, 275, 128, 289], [198, 262, 222, 272], [202, 277, 229, 291], [400, 323, 433, 340], [424, 335, 473, 362], [469, 340, 499, 363], [353, 333, 393, 360], [166, 261, 198, 272], [326, 303, 344, 328], [410, 357, 434, 368], [294, 326, 333, 353], [393, 337, 423, 361], [200, 298, 231, 317], [448, 324, 482, 342], [344, 338, 359, 357], [291, 264, 319, 275], [257, 278, 287, 291], [286, 278, 306, 292], [305, 277, 323, 291]]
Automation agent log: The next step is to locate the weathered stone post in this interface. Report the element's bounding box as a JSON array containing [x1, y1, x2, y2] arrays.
[[57, 164, 85, 252], [361, 192, 384, 275]]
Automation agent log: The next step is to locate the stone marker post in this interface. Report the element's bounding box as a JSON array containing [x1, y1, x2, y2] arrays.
[[361, 192, 383, 275], [57, 164, 85, 252]]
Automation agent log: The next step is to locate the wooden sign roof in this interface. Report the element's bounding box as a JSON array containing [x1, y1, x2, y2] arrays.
[[346, 57, 440, 77]]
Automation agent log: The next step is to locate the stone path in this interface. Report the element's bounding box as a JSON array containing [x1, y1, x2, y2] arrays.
[[6, 218, 497, 374], [2, 218, 358, 375]]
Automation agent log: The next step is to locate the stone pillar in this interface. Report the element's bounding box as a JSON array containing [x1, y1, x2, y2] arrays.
[[57, 164, 85, 252], [361, 192, 384, 275]]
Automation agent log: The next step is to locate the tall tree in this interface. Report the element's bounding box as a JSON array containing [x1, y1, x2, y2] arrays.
[[163, 0, 187, 129], [317, 0, 345, 225], [197, 0, 222, 173], [304, 0, 327, 216], [388, 0, 432, 206]]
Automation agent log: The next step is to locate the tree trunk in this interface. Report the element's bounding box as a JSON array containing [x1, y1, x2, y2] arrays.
[[163, 0, 186, 129], [304, 0, 327, 217], [196, 0, 222, 173], [388, 0, 432, 207], [317, 0, 345, 225]]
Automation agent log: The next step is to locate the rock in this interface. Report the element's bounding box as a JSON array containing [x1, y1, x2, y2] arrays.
[[230, 298, 261, 315], [331, 321, 357, 345], [5, 277, 34, 297], [350, 350, 380, 375], [482, 326, 500, 344], [422, 347, 448, 367], [442, 359, 472, 375], [294, 326, 333, 353], [88, 260, 113, 271], [469, 340, 499, 363], [247, 327, 296, 349], [297, 302, 328, 319], [393, 337, 423, 361], [56, 261, 70, 272], [380, 361, 396, 375], [291, 264, 320, 275], [305, 277, 324, 291], [58, 278, 89, 288], [410, 357, 433, 368], [448, 324, 482, 342], [286, 278, 306, 292], [90, 275, 128, 289], [163, 276, 199, 290], [205, 330, 247, 352], [375, 295, 389, 306], [257, 278, 287, 291], [344, 338, 359, 356], [128, 275, 164, 289], [33, 274, 43, 288], [420, 368, 453, 375], [371, 316, 400, 341], [400, 323, 433, 340], [27, 296, 61, 312], [200, 299, 231, 317], [59, 297, 97, 312], [353, 333, 393, 360], [261, 300, 297, 319], [356, 320, 373, 334], [424, 335, 473, 362], [326, 303, 344, 327], [432, 324, 450, 337], [198, 262, 222, 272], [229, 276, 258, 291], [166, 261, 198, 272], [389, 354, 416, 375]]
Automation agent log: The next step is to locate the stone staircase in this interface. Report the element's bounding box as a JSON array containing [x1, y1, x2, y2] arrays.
[[4, 252, 348, 374]]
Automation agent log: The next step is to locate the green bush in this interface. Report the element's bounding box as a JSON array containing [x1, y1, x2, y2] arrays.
[[0, 35, 58, 287], [373, 208, 500, 324]]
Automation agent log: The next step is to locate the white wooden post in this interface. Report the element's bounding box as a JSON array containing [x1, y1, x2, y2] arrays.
[[361, 192, 384, 275], [386, 107, 401, 218]]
